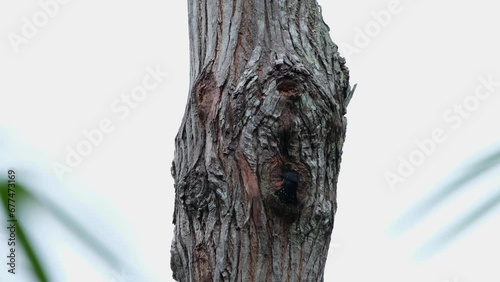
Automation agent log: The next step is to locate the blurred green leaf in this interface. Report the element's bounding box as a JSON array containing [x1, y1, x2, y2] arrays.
[[1, 180, 132, 281], [392, 146, 500, 259], [1, 182, 49, 282], [415, 189, 500, 260], [393, 148, 500, 233]]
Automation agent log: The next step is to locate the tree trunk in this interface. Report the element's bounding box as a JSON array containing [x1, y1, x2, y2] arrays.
[[171, 0, 354, 281]]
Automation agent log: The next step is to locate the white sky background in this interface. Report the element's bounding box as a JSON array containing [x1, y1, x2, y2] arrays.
[[1, 0, 500, 281]]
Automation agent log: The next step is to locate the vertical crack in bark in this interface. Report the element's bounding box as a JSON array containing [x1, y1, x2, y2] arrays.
[[172, 0, 353, 281]]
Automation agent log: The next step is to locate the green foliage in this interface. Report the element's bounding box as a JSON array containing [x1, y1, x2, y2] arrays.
[[394, 147, 500, 259], [0, 181, 130, 282], [0, 183, 48, 282]]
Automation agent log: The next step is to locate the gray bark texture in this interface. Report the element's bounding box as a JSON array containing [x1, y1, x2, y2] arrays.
[[171, 0, 354, 281]]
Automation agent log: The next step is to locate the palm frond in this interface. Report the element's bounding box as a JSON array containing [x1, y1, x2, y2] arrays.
[[393, 148, 500, 233], [1, 180, 133, 281], [392, 146, 500, 259]]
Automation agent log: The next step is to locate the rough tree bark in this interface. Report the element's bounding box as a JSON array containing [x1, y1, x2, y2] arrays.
[[171, 0, 354, 281]]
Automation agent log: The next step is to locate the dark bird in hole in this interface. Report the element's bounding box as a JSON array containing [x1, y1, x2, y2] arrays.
[[275, 170, 300, 204]]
